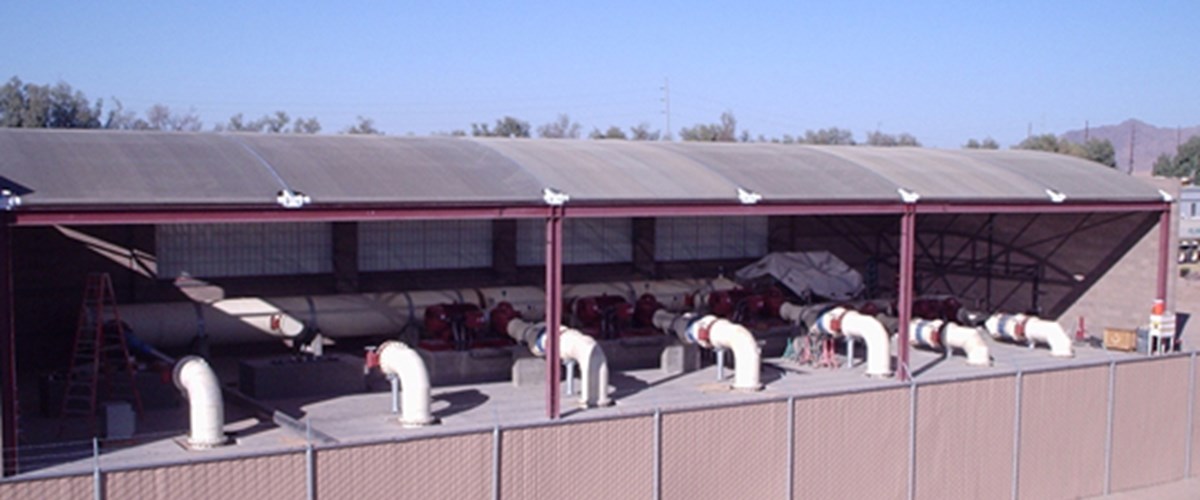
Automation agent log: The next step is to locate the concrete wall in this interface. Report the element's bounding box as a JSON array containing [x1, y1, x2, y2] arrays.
[[4, 355, 1197, 499]]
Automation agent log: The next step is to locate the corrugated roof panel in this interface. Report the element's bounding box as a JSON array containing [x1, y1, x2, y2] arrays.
[[239, 134, 543, 205], [814, 147, 1053, 201], [960, 149, 1165, 202], [0, 129, 281, 206], [479, 139, 738, 203], [661, 143, 901, 202], [0, 129, 1166, 211]]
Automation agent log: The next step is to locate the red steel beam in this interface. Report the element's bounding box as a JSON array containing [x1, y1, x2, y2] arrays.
[[544, 207, 564, 419], [0, 217, 16, 476], [897, 206, 916, 381], [11, 206, 551, 226], [915, 201, 1166, 215], [1157, 205, 1172, 303], [565, 203, 903, 218]]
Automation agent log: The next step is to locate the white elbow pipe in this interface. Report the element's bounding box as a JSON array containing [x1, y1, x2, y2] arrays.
[[1024, 318, 1074, 358], [560, 328, 612, 407], [172, 356, 226, 449], [651, 309, 762, 391], [707, 319, 763, 391], [832, 309, 892, 378], [377, 341, 435, 427], [943, 323, 992, 366], [507, 318, 612, 407]]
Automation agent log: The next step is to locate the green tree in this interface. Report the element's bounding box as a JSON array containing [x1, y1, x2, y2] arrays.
[[679, 111, 737, 142], [219, 111, 321, 134], [1080, 138, 1116, 168], [1153, 136, 1200, 182], [589, 126, 627, 140], [865, 131, 921, 147], [472, 116, 530, 138], [537, 114, 582, 139], [629, 122, 660, 141], [0, 77, 103, 128], [1015, 134, 1117, 168], [802, 127, 855, 145], [145, 104, 203, 132], [343, 116, 382, 135], [964, 137, 999, 149]]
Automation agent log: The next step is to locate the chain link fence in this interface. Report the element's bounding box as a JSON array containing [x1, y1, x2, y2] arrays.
[[2, 352, 1197, 499]]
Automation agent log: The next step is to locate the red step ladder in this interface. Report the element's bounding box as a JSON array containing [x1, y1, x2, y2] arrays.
[[60, 273, 143, 425]]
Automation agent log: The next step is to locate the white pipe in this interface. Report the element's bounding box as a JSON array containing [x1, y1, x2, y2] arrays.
[[909, 319, 991, 367], [172, 356, 226, 449], [506, 318, 612, 407], [1024, 318, 1074, 358], [651, 310, 762, 391], [377, 341, 435, 427], [780, 304, 891, 378], [122, 290, 479, 348], [985, 313, 1074, 358], [560, 329, 612, 407], [943, 323, 992, 366]]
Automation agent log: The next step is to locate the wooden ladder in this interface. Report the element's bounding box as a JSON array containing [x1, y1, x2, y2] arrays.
[[59, 273, 143, 425]]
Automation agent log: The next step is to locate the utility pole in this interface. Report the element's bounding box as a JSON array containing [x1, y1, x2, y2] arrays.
[[661, 77, 671, 141], [1084, 120, 1089, 141]]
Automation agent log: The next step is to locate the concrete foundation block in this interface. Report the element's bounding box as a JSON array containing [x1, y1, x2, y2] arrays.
[[661, 342, 701, 375], [511, 354, 547, 387]]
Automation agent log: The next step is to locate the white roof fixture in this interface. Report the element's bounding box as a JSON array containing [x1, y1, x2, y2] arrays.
[[897, 188, 921, 204], [1045, 188, 1067, 203], [1159, 189, 1175, 203], [542, 187, 570, 206], [275, 189, 311, 209], [737, 187, 762, 205], [1, 189, 21, 211]]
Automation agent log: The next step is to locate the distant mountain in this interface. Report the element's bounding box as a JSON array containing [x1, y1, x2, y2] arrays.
[[1061, 119, 1200, 175]]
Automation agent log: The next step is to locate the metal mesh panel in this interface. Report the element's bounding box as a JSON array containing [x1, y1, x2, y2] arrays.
[[157, 222, 332, 278], [1193, 357, 1200, 478], [501, 416, 653, 500], [914, 377, 1015, 500], [0, 475, 91, 499], [104, 453, 305, 499], [792, 388, 908, 500], [358, 220, 492, 271], [1017, 366, 1108, 500], [1111, 357, 1190, 492], [517, 218, 632, 265], [661, 402, 788, 500], [317, 433, 491, 500], [655, 216, 767, 261]]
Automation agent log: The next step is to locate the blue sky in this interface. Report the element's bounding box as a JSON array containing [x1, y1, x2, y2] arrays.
[[2, 1, 1197, 147]]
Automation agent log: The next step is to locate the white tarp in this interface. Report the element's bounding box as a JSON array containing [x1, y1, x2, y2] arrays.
[[734, 251, 864, 300]]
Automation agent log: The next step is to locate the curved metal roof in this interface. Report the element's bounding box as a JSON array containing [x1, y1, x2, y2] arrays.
[[0, 128, 1164, 211]]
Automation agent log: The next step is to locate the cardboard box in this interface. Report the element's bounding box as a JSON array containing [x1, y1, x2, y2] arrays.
[[1104, 328, 1137, 352]]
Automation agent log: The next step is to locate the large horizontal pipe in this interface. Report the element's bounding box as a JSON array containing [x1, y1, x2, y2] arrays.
[[984, 313, 1074, 357], [124, 279, 741, 348], [651, 310, 762, 390], [908, 319, 991, 366], [780, 304, 892, 377], [121, 290, 480, 348]]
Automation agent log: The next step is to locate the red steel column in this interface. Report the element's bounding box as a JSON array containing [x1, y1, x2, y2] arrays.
[[1156, 205, 1171, 304], [0, 216, 16, 475], [544, 207, 564, 419], [897, 206, 916, 381]]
